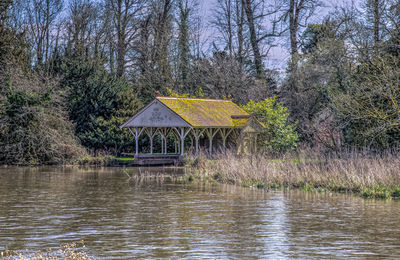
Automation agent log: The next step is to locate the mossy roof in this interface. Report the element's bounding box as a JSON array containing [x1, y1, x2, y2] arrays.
[[157, 97, 251, 127]]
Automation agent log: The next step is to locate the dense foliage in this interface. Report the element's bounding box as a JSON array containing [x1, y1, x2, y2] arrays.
[[1, 0, 400, 164], [333, 56, 400, 149], [242, 98, 298, 153], [283, 16, 400, 150], [58, 56, 143, 153]]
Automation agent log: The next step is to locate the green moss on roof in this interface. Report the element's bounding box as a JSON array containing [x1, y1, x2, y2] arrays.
[[157, 97, 251, 127], [232, 118, 251, 127]]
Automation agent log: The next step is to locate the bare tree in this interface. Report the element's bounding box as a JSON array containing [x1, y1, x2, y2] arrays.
[[65, 0, 95, 55], [384, 0, 400, 35], [151, 0, 173, 78], [65, 0, 109, 60], [241, 0, 281, 77], [213, 0, 234, 55], [337, 0, 387, 61], [25, 0, 63, 69], [134, 0, 174, 98], [189, 13, 204, 60], [235, 0, 245, 63], [242, 0, 262, 76], [281, 0, 320, 70], [364, 0, 387, 50], [106, 0, 145, 77], [212, 0, 248, 64]]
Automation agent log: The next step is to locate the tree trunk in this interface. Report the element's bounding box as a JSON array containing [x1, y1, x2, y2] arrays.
[[289, 0, 299, 71], [109, 42, 115, 74], [372, 0, 380, 50], [226, 0, 233, 56], [178, 0, 190, 88], [236, 0, 244, 64], [115, 0, 125, 78], [242, 0, 263, 77]]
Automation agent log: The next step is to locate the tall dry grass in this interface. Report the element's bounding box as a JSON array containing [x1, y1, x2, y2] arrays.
[[188, 150, 400, 199]]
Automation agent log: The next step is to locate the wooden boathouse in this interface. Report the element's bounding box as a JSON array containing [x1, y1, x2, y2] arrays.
[[120, 95, 263, 165]]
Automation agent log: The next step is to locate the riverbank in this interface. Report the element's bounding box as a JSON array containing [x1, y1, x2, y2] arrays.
[[3, 151, 400, 200], [184, 152, 400, 199], [0, 155, 134, 167]]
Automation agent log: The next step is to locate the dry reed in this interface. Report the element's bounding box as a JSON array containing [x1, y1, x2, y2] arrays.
[[187, 150, 400, 199]]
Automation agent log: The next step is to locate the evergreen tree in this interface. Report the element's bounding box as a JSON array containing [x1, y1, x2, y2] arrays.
[[59, 54, 142, 152]]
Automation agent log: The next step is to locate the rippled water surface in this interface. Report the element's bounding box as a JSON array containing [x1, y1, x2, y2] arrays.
[[1, 166, 400, 259]]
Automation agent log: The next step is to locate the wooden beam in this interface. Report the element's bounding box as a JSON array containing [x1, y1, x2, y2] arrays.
[[219, 128, 233, 151], [173, 127, 192, 156], [129, 127, 144, 156], [205, 128, 219, 156], [161, 133, 164, 154], [191, 128, 205, 155], [165, 128, 172, 154], [145, 127, 157, 154], [157, 127, 171, 154]]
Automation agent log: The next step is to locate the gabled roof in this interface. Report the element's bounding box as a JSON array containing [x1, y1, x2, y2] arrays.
[[121, 96, 262, 129], [120, 99, 191, 128], [156, 97, 251, 127]]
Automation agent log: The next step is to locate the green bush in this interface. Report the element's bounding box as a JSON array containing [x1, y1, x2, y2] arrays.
[[242, 97, 298, 154], [59, 56, 143, 153]]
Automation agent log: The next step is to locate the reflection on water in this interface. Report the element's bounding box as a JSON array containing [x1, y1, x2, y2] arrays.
[[0, 166, 400, 258]]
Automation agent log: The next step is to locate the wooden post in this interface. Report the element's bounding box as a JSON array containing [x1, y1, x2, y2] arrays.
[[205, 128, 219, 156], [145, 127, 157, 154], [174, 127, 192, 156], [161, 134, 164, 154], [158, 128, 171, 154], [136, 128, 141, 155], [150, 136, 153, 154], [192, 128, 205, 155], [129, 127, 144, 156], [180, 128, 184, 156], [219, 128, 233, 151], [195, 137, 199, 155], [136, 130, 139, 155], [164, 135, 166, 154], [165, 133, 168, 154]]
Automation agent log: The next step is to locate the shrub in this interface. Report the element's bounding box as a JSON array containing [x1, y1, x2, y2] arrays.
[[242, 97, 298, 154], [0, 68, 85, 165], [59, 56, 142, 153]]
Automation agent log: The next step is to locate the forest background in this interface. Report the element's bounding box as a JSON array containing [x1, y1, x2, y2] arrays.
[[0, 0, 399, 165]]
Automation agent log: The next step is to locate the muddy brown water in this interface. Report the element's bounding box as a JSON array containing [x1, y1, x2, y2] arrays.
[[0, 166, 400, 259]]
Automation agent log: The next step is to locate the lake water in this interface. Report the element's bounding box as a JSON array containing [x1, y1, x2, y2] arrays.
[[1, 166, 400, 259]]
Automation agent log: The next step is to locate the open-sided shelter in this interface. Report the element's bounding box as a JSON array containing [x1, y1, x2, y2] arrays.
[[121, 96, 263, 164]]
